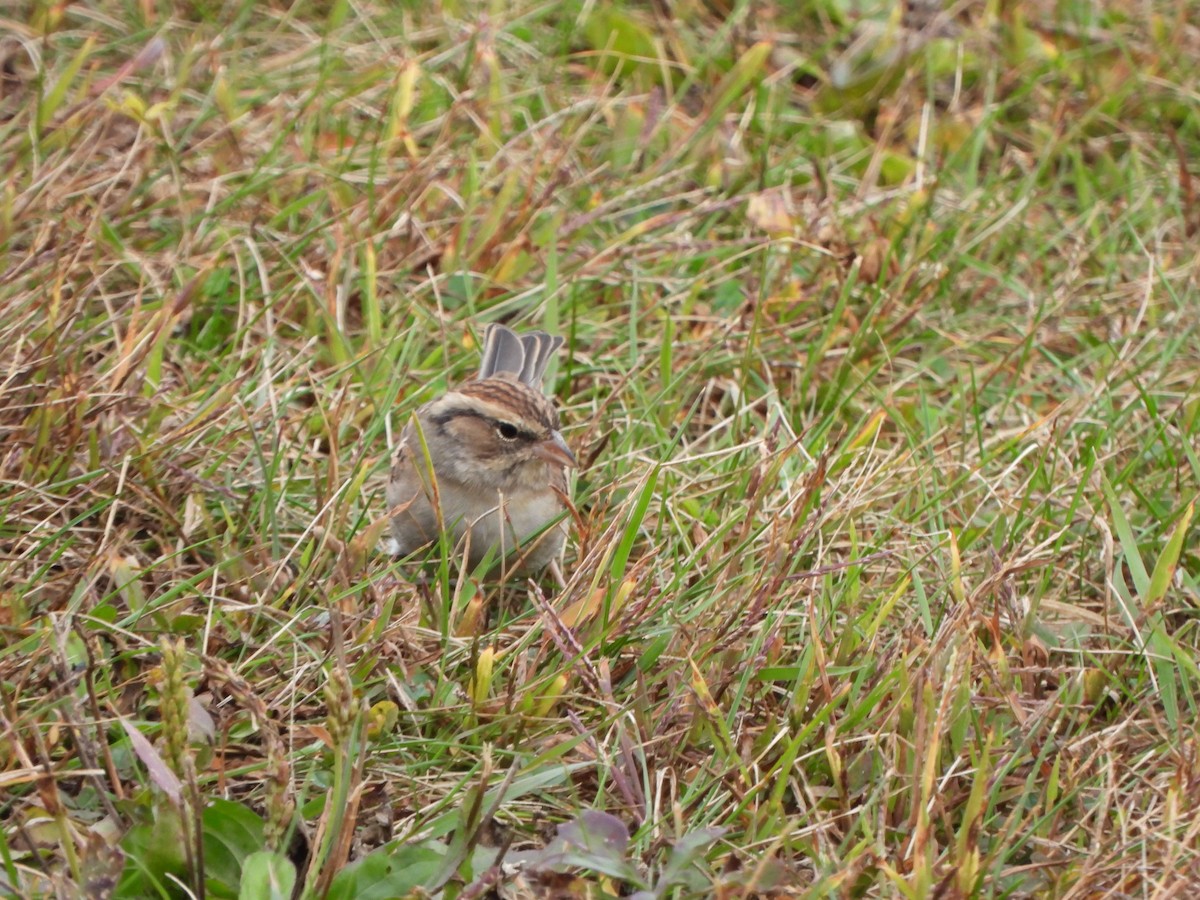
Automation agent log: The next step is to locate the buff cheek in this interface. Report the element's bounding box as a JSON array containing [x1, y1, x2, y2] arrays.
[[434, 416, 512, 484]]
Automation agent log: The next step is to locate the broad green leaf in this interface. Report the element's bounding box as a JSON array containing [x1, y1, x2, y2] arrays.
[[238, 852, 296, 900], [325, 843, 447, 900], [203, 800, 267, 896]]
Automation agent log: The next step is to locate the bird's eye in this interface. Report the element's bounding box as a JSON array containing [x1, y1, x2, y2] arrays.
[[497, 422, 520, 440]]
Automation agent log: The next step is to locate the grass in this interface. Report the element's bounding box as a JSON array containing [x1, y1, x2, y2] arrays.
[[1, 0, 1199, 896]]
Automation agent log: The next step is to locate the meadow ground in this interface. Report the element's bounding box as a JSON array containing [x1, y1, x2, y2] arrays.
[[2, 0, 1199, 896]]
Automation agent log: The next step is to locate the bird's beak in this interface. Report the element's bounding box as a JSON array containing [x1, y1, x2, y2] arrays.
[[533, 430, 577, 468]]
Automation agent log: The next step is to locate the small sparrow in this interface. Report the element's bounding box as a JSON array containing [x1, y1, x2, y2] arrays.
[[386, 323, 576, 575]]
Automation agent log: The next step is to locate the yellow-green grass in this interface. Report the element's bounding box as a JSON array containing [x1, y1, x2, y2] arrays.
[[1, 0, 1198, 896]]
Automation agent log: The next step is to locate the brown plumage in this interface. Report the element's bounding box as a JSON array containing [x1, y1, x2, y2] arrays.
[[386, 324, 574, 575]]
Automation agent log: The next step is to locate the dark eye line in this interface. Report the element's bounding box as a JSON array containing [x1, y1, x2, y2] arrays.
[[429, 406, 541, 441], [495, 419, 538, 441]]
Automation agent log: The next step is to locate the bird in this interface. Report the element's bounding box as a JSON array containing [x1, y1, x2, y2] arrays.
[[386, 323, 575, 577]]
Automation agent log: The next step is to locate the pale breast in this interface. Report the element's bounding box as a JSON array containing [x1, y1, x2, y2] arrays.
[[440, 482, 567, 570], [388, 440, 566, 571]]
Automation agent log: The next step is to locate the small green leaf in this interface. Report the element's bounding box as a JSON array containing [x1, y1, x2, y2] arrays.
[[238, 852, 296, 900], [708, 41, 773, 122], [530, 811, 643, 885], [611, 467, 659, 581], [584, 8, 663, 87], [1146, 500, 1193, 607], [38, 36, 96, 130], [204, 800, 267, 897], [325, 843, 447, 900], [1101, 475, 1150, 596], [656, 825, 727, 891], [116, 806, 187, 898]]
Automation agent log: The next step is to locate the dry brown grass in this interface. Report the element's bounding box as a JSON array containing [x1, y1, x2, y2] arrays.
[[2, 0, 1199, 896]]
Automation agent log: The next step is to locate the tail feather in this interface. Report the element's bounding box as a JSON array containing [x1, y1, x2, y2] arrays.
[[518, 331, 563, 387], [479, 323, 563, 388], [478, 324, 526, 380]]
